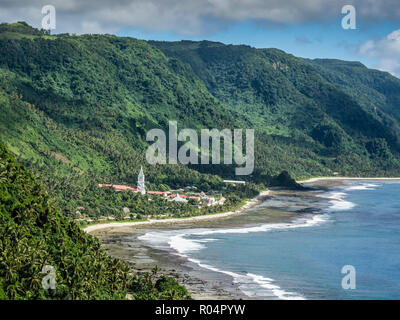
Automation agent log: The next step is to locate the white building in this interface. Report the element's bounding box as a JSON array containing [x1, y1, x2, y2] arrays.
[[137, 166, 146, 195]]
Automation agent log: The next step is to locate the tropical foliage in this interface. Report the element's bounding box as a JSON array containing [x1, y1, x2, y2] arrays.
[[152, 40, 400, 178], [1, 21, 400, 300], [0, 143, 189, 299]]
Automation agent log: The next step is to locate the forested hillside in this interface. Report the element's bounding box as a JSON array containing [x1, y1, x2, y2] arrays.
[[0, 142, 190, 299], [151, 40, 400, 178], [307, 58, 400, 132], [1, 21, 400, 300], [1, 22, 400, 220], [0, 22, 247, 217]]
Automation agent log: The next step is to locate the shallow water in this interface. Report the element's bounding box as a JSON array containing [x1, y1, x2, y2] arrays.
[[139, 181, 400, 299]]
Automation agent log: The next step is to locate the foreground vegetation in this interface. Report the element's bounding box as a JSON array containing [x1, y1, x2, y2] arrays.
[[0, 143, 190, 299]]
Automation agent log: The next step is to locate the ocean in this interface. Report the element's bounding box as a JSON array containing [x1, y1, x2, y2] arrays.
[[139, 180, 400, 300]]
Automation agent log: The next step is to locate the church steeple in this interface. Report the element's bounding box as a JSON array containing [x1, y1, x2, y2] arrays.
[[137, 166, 146, 195]]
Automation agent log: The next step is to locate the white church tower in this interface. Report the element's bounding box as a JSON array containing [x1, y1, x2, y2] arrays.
[[137, 166, 146, 195]]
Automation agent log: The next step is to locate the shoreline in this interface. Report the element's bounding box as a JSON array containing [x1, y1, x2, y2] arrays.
[[297, 176, 400, 183], [88, 178, 400, 299], [84, 177, 400, 233], [90, 187, 317, 300], [84, 189, 270, 233], [92, 188, 300, 300]]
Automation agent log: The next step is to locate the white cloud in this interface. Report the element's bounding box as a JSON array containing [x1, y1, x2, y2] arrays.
[[358, 29, 400, 77], [1, 0, 400, 35]]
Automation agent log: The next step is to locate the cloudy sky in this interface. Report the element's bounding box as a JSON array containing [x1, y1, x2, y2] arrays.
[[1, 0, 400, 77]]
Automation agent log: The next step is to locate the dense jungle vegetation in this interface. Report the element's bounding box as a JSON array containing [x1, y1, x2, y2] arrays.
[[0, 142, 190, 299], [1, 21, 400, 300], [1, 22, 400, 218], [1, 25, 399, 220], [152, 40, 400, 178]]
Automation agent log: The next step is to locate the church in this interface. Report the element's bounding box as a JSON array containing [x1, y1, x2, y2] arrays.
[[137, 166, 146, 195]]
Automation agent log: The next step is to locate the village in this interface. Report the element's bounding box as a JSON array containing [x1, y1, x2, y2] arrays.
[[75, 167, 235, 224]]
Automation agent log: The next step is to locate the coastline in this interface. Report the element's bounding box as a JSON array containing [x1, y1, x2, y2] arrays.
[[92, 188, 300, 300], [297, 176, 400, 183], [88, 177, 400, 300], [84, 177, 400, 234], [89, 188, 309, 300], [84, 189, 270, 233]]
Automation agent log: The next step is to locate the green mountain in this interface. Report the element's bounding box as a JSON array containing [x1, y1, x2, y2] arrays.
[[1, 23, 400, 219], [0, 142, 190, 299], [307, 58, 400, 132], [0, 22, 244, 216], [1, 22, 400, 300], [151, 40, 400, 176]]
